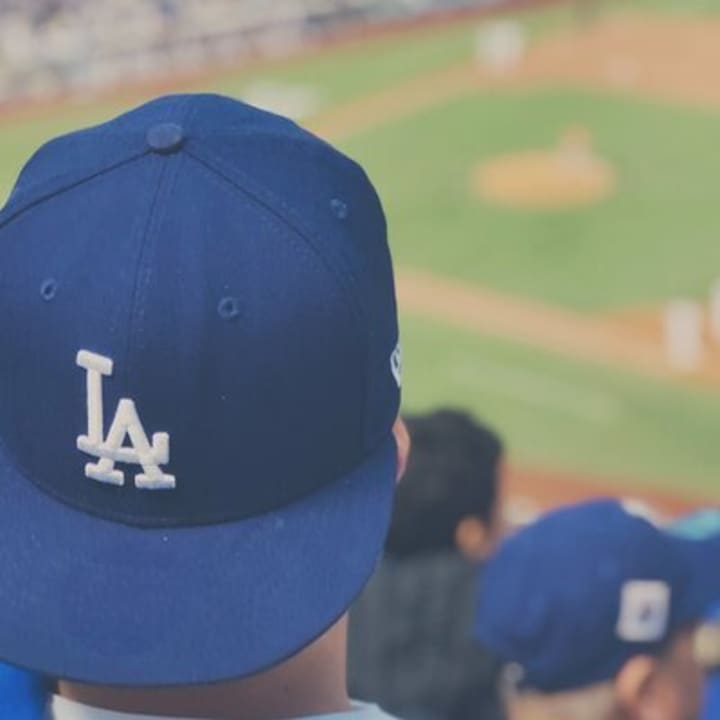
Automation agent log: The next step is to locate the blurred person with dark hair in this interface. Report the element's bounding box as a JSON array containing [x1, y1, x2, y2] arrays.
[[476, 500, 720, 720], [385, 409, 502, 561], [349, 409, 505, 720]]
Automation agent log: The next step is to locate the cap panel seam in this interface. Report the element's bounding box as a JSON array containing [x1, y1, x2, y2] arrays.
[[183, 143, 366, 329], [0, 152, 148, 232], [185, 155, 354, 318], [123, 156, 187, 384], [184, 147, 374, 457], [121, 160, 170, 387], [185, 140, 393, 455], [124, 97, 195, 383]]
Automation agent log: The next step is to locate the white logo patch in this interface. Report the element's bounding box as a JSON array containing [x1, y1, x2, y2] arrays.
[[391, 343, 402, 388], [616, 580, 670, 643], [76, 350, 175, 490]]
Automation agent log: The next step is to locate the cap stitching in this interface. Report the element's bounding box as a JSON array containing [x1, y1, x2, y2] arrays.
[[0, 152, 148, 232], [184, 143, 366, 328], [125, 97, 194, 383], [121, 159, 171, 388]]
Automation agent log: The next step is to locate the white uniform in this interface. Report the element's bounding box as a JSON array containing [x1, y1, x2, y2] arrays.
[[50, 695, 399, 720]]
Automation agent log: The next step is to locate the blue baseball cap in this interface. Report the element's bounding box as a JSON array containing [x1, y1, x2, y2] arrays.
[[475, 499, 720, 693], [0, 94, 401, 685]]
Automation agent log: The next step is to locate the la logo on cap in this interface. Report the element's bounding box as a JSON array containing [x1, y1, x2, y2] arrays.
[[76, 350, 175, 490], [616, 580, 670, 643]]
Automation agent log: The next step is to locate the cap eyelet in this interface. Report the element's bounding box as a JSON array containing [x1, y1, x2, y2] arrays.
[[217, 296, 240, 321], [40, 279, 57, 302], [330, 198, 349, 220]]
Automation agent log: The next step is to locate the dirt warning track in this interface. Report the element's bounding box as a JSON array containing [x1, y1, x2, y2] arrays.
[[505, 463, 707, 523], [397, 269, 720, 390], [309, 14, 720, 144]]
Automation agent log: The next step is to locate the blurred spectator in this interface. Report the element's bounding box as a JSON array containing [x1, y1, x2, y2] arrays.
[[476, 500, 720, 720], [385, 409, 503, 561], [0, 0, 497, 104], [349, 409, 505, 720]]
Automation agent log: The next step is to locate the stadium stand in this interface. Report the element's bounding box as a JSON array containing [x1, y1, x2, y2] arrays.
[[0, 0, 498, 104]]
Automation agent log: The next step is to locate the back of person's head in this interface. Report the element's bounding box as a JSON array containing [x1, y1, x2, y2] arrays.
[[348, 409, 503, 720], [0, 93, 405, 720], [506, 680, 616, 720], [385, 409, 503, 560], [476, 500, 720, 720], [505, 630, 702, 720]]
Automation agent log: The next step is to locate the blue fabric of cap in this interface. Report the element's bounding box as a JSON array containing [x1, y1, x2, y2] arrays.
[[0, 94, 400, 685], [475, 500, 720, 693]]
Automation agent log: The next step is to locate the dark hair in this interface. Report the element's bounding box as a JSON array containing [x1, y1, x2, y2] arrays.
[[385, 409, 503, 559]]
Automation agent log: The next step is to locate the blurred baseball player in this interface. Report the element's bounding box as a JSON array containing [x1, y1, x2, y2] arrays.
[[476, 499, 720, 720], [0, 93, 408, 719]]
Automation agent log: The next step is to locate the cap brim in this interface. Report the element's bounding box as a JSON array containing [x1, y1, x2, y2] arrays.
[[672, 534, 720, 623], [0, 436, 397, 686]]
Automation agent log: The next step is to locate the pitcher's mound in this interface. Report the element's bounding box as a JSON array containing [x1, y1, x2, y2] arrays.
[[473, 128, 616, 210]]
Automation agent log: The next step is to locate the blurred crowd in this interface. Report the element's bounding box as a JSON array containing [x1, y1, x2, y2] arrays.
[[0, 0, 488, 103]]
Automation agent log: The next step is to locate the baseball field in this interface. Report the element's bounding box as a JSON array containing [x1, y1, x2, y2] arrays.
[[2, 0, 719, 514]]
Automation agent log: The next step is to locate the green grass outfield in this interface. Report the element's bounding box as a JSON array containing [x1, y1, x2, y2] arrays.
[[344, 89, 720, 310], [401, 314, 718, 497], [1, 1, 719, 496]]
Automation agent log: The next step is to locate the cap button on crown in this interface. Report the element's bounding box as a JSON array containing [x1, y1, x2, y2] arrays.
[[146, 123, 185, 154]]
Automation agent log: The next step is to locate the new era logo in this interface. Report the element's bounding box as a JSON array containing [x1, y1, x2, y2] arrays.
[[391, 343, 402, 388]]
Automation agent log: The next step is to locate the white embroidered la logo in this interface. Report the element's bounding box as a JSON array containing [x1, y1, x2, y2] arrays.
[[76, 350, 175, 490], [616, 580, 670, 643]]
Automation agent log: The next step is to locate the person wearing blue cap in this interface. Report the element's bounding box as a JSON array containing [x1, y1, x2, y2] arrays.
[[0, 94, 409, 719], [476, 500, 720, 720]]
